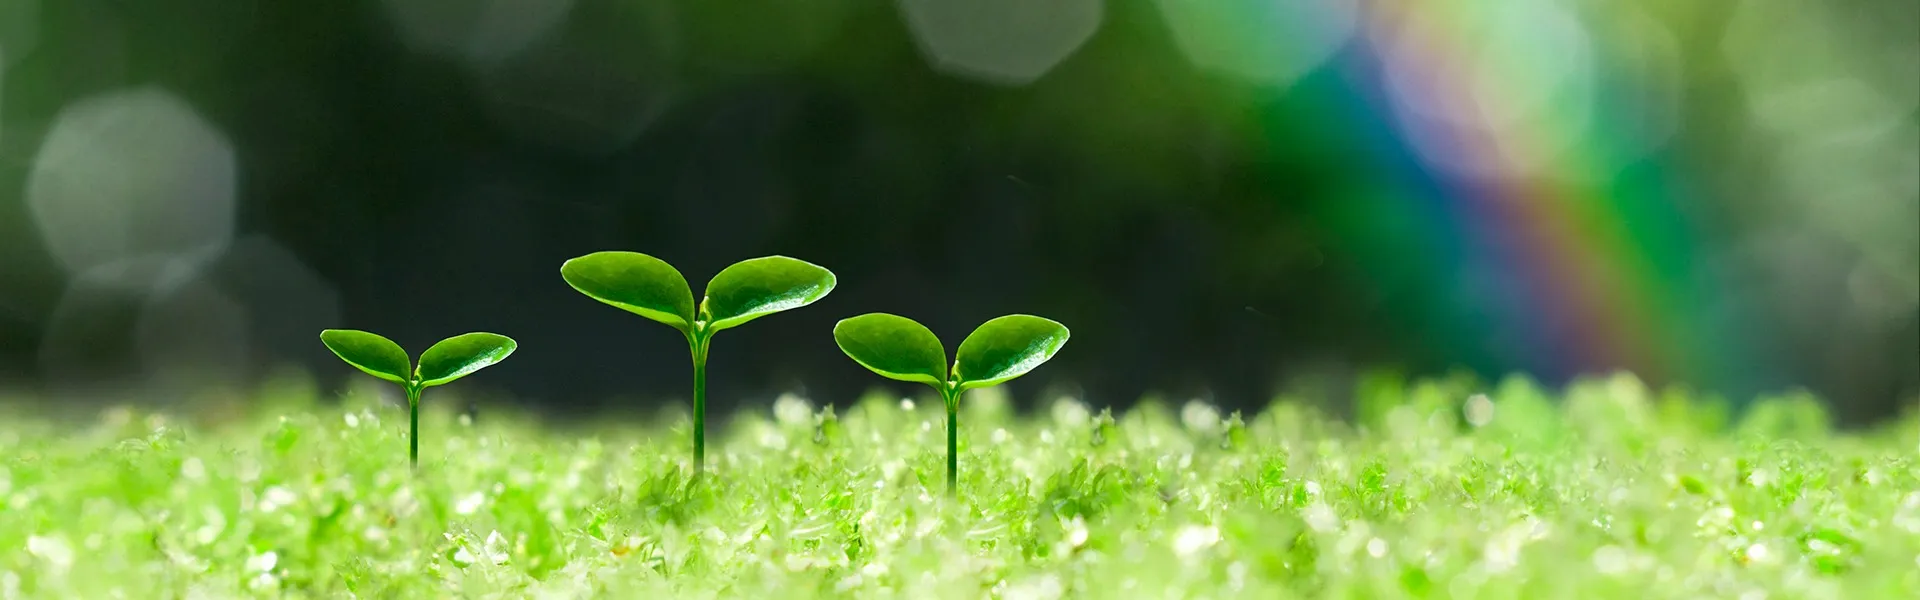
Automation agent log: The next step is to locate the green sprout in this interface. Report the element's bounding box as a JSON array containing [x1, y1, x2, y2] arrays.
[[560, 251, 836, 473], [833, 313, 1069, 495], [318, 329, 517, 468]]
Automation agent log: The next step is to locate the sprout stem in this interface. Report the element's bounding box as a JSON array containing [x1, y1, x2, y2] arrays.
[[944, 386, 959, 496], [406, 384, 422, 470], [690, 332, 712, 474]]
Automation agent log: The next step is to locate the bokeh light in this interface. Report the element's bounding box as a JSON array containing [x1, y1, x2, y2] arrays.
[[1152, 0, 1357, 88], [380, 0, 574, 67], [471, 2, 680, 155], [26, 87, 237, 275], [198, 235, 341, 376], [38, 255, 245, 395], [0, 0, 1911, 418], [34, 236, 340, 395], [1721, 0, 1920, 314], [896, 0, 1103, 85], [131, 263, 249, 395]]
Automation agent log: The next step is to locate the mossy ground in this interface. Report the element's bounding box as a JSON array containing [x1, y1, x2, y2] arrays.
[[1, 373, 1916, 599]]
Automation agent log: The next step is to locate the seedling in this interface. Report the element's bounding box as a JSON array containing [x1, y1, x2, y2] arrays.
[[561, 251, 836, 473], [833, 313, 1069, 495], [318, 329, 517, 468]]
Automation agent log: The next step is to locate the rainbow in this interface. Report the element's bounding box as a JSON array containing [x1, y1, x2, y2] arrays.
[[1235, 1, 1779, 395]]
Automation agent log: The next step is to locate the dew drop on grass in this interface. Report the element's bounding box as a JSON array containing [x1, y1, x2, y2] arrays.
[[1464, 394, 1495, 427], [774, 394, 813, 426], [1305, 503, 1339, 533], [247, 550, 277, 572], [259, 486, 296, 513], [197, 507, 226, 545], [180, 457, 205, 481], [1003, 573, 1064, 600], [1181, 401, 1220, 434], [1697, 506, 1734, 529], [26, 535, 72, 571], [456, 492, 485, 515], [1065, 517, 1089, 548], [1592, 545, 1629, 575], [1051, 399, 1089, 428], [1894, 492, 1920, 533], [1172, 525, 1219, 556], [1367, 538, 1388, 558]]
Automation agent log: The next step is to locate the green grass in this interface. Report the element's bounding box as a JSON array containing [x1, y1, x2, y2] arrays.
[[1, 372, 1916, 599]]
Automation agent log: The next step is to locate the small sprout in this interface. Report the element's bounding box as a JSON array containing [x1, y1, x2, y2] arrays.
[[561, 251, 835, 473], [1222, 411, 1247, 450], [1091, 408, 1116, 447], [814, 405, 843, 447], [833, 313, 1069, 495], [319, 330, 516, 468]]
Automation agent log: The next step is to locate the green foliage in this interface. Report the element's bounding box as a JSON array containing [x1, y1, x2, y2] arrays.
[[953, 315, 1071, 391], [318, 329, 517, 467], [319, 330, 412, 384], [702, 256, 838, 332], [834, 312, 1069, 494], [559, 251, 697, 331], [0, 382, 1914, 598], [830, 313, 947, 385], [561, 251, 836, 472], [417, 333, 519, 388]]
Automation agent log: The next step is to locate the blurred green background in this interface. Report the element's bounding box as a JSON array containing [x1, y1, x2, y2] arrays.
[[0, 0, 1913, 423]]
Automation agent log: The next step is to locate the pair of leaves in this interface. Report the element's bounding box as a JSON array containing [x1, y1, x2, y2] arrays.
[[834, 313, 1069, 393], [560, 252, 836, 335], [321, 330, 517, 388]]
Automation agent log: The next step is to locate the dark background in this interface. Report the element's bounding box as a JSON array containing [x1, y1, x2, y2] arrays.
[[0, 1, 1915, 424]]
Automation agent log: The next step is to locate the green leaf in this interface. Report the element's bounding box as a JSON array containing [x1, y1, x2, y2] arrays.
[[832, 313, 948, 386], [320, 329, 413, 384], [561, 251, 697, 332], [953, 315, 1070, 390], [702, 256, 836, 332], [416, 332, 518, 387]]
